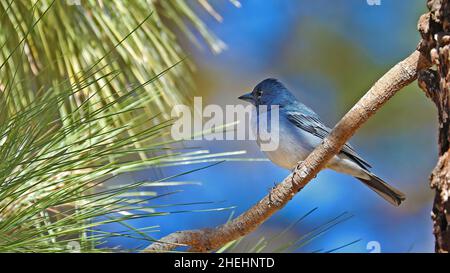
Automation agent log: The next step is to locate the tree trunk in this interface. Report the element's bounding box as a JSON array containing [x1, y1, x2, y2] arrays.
[[417, 0, 450, 253]]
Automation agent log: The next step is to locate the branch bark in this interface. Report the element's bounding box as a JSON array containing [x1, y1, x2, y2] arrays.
[[144, 48, 431, 252], [417, 0, 450, 253], [420, 69, 450, 252]]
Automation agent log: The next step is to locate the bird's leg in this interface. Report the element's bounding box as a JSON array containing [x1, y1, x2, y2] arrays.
[[269, 162, 306, 204], [291, 162, 305, 193], [291, 162, 303, 173], [268, 181, 278, 205]]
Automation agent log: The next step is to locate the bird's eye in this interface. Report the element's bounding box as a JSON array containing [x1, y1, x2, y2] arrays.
[[256, 90, 263, 98]]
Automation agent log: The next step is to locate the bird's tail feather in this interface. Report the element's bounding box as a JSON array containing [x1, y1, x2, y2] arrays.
[[356, 173, 406, 206]]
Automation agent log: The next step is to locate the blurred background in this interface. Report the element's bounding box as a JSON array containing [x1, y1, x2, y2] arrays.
[[105, 0, 437, 252]]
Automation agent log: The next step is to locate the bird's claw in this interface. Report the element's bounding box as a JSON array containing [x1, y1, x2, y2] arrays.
[[268, 182, 279, 205]]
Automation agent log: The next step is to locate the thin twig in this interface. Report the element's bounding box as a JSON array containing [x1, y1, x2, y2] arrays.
[[144, 49, 431, 252]]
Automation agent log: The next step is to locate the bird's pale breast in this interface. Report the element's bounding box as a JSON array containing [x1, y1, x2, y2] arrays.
[[251, 108, 318, 170]]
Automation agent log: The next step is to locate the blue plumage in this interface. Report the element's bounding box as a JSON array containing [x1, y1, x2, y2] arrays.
[[239, 78, 405, 206]]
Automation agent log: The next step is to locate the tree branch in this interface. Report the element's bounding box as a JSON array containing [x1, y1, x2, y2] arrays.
[[144, 49, 431, 253]]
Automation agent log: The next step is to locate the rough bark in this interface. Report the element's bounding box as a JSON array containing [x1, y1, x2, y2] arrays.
[[417, 0, 450, 253], [144, 49, 430, 252]]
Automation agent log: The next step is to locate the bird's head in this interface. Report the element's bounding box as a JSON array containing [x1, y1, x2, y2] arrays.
[[238, 78, 295, 107]]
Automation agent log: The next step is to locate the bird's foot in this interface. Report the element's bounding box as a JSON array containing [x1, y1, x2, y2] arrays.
[[268, 182, 279, 205]]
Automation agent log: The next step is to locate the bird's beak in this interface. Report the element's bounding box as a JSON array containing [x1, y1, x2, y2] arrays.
[[238, 92, 254, 103]]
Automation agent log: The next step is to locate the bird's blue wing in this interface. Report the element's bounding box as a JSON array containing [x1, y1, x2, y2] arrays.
[[286, 112, 372, 170]]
